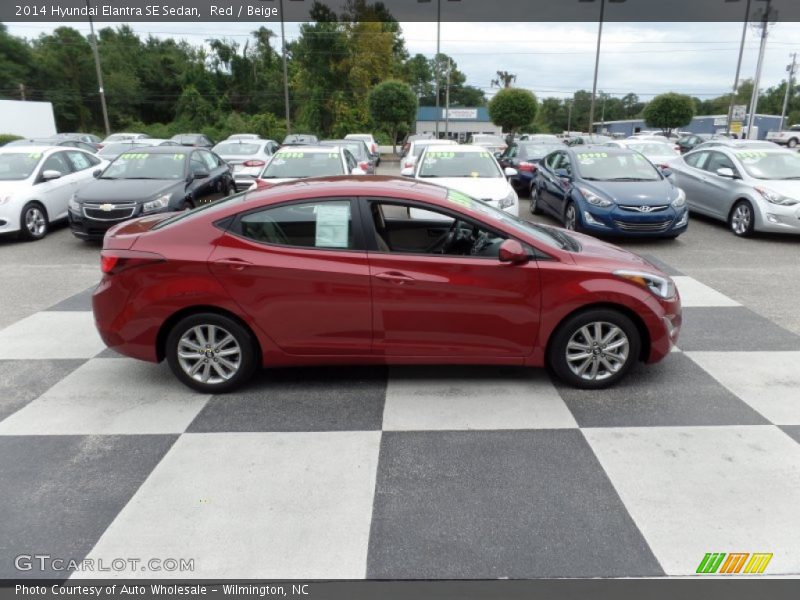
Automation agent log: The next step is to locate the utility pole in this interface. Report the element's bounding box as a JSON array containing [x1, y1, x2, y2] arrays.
[[726, 0, 752, 137], [600, 92, 607, 132], [18, 83, 26, 101], [444, 58, 451, 138], [434, 0, 441, 138], [746, 0, 773, 140], [279, 0, 291, 134], [86, 0, 110, 136], [779, 53, 797, 131], [567, 100, 573, 134]]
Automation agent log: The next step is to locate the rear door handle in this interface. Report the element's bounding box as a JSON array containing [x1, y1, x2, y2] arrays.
[[214, 258, 252, 271], [373, 271, 415, 284]]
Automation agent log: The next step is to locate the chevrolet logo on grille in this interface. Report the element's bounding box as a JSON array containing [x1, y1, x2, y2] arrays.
[[100, 204, 115, 212]]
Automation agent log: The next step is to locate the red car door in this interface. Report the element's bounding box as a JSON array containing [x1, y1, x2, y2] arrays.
[[208, 198, 372, 355], [365, 200, 541, 358]]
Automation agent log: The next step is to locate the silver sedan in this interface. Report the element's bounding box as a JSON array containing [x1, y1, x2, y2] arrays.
[[668, 145, 800, 236]]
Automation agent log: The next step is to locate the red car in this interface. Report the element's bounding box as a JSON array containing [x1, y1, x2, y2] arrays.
[[93, 176, 681, 393]]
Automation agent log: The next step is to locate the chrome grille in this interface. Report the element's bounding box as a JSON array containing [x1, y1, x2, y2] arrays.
[[83, 203, 138, 221], [618, 205, 669, 213], [612, 219, 673, 232]]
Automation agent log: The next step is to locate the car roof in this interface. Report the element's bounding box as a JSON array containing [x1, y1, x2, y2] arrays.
[[246, 176, 447, 203], [423, 144, 488, 153], [275, 145, 338, 153], [0, 145, 61, 154], [119, 146, 192, 154], [566, 144, 630, 154]]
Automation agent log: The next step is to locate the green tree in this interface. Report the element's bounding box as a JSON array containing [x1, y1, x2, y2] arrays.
[[368, 80, 417, 155], [643, 92, 695, 135], [488, 88, 538, 141]]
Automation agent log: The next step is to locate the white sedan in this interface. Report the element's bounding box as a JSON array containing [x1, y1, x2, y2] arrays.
[[249, 146, 365, 189], [402, 144, 519, 217], [0, 146, 107, 241]]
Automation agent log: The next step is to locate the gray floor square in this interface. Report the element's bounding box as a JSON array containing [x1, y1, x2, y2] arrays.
[[188, 367, 387, 432], [678, 307, 800, 351], [0, 434, 176, 579], [556, 354, 769, 428], [0, 360, 84, 422], [45, 287, 95, 312], [782, 426, 800, 446], [367, 430, 663, 579]]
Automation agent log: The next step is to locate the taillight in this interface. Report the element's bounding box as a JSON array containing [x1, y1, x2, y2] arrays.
[[254, 178, 271, 189], [242, 159, 265, 167], [518, 162, 537, 172], [100, 250, 165, 275], [403, 162, 414, 169]]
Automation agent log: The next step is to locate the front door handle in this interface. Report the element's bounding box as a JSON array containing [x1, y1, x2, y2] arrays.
[[373, 271, 415, 284], [214, 257, 252, 271]]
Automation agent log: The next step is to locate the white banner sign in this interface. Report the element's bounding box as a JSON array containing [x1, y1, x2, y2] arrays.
[[441, 108, 478, 120]]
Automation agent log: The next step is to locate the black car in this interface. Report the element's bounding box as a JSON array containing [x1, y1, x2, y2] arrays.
[[676, 134, 712, 154], [498, 141, 563, 197], [170, 133, 215, 148], [68, 146, 234, 241]]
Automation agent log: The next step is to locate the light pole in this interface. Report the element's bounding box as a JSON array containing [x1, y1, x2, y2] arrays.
[[86, 0, 110, 136], [746, 0, 774, 140], [263, 0, 299, 135], [567, 100, 573, 134], [419, 0, 461, 138], [724, 0, 752, 136], [580, 0, 626, 135], [779, 53, 796, 131]]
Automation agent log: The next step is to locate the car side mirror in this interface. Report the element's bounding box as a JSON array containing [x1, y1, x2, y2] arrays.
[[400, 167, 414, 177], [498, 239, 529, 265], [92, 169, 102, 178], [504, 167, 518, 178], [716, 167, 736, 179], [351, 167, 366, 175], [192, 170, 210, 180], [494, 151, 502, 159], [41, 170, 62, 181]]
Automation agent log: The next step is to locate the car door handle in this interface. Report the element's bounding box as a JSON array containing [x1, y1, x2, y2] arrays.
[[373, 271, 415, 284], [214, 258, 252, 271]]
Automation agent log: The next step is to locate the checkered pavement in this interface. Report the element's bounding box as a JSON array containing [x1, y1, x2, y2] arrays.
[[1, 259, 800, 580]]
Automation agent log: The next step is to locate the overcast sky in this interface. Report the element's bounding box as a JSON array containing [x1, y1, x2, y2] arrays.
[[6, 20, 800, 104]]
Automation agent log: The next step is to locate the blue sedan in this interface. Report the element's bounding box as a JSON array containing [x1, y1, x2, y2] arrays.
[[531, 145, 688, 239]]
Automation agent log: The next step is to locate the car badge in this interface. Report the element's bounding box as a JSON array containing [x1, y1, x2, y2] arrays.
[[100, 203, 114, 212], [638, 205, 652, 212]]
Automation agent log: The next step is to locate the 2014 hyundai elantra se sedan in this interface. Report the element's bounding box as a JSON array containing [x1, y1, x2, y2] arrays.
[[92, 176, 682, 393]]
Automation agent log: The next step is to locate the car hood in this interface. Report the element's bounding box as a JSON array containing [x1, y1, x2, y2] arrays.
[[76, 179, 182, 204], [420, 177, 512, 201], [581, 179, 676, 206], [0, 180, 31, 197], [749, 179, 800, 198], [567, 229, 667, 273]]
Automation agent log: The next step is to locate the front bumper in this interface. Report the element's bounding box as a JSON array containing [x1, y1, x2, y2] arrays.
[[69, 203, 163, 240], [754, 202, 800, 234], [580, 204, 688, 237]]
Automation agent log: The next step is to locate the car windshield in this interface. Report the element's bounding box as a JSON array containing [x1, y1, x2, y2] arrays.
[[98, 144, 134, 158], [520, 143, 562, 160], [626, 142, 678, 156], [418, 150, 502, 178], [102, 151, 186, 179], [734, 151, 800, 179], [444, 189, 575, 251], [214, 143, 261, 156], [320, 142, 365, 160], [261, 151, 343, 178], [0, 152, 42, 180], [575, 151, 662, 181], [412, 142, 454, 157]]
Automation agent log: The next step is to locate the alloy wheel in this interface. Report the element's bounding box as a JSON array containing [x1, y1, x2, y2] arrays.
[[25, 207, 46, 237], [177, 324, 242, 385], [565, 321, 630, 382], [565, 204, 577, 230], [731, 203, 752, 236]]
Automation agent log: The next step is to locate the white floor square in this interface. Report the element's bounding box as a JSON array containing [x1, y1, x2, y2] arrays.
[[583, 426, 800, 576], [382, 367, 577, 431], [0, 311, 105, 359], [673, 276, 741, 308], [73, 431, 381, 579], [686, 352, 800, 425], [0, 359, 208, 435]]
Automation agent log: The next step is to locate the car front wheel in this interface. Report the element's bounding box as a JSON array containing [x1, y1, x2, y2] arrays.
[[19, 202, 49, 241], [548, 309, 641, 389], [729, 200, 755, 237], [166, 313, 258, 393], [530, 185, 543, 215]]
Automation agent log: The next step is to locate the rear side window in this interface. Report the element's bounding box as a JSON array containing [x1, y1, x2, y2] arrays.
[[41, 152, 73, 175], [66, 151, 98, 171], [684, 151, 709, 169], [238, 200, 356, 250]]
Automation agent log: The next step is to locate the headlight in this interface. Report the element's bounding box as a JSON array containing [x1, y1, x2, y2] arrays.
[[671, 188, 686, 208], [68, 195, 80, 212], [614, 269, 676, 299], [578, 186, 613, 208], [498, 189, 517, 209], [142, 194, 171, 213], [754, 187, 799, 206]]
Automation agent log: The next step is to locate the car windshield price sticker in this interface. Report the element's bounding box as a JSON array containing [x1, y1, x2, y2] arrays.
[[577, 152, 608, 162], [315, 203, 350, 248]]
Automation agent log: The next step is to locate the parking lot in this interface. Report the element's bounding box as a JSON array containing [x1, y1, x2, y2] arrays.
[[1, 160, 799, 579]]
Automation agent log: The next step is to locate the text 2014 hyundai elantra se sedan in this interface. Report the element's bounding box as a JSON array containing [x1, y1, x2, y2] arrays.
[[93, 176, 681, 392]]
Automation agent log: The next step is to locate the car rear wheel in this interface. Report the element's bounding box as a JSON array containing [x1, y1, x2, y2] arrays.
[[166, 313, 258, 393], [729, 200, 755, 237], [788, 138, 798, 148], [529, 185, 543, 215], [548, 309, 641, 389], [18, 202, 48, 241]]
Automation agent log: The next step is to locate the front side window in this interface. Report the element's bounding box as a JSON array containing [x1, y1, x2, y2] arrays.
[[200, 150, 219, 170], [238, 199, 355, 250], [41, 152, 72, 175], [684, 151, 708, 169], [704, 151, 738, 176]]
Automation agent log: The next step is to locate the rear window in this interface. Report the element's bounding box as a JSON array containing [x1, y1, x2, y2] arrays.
[[214, 143, 261, 156], [261, 151, 343, 178]]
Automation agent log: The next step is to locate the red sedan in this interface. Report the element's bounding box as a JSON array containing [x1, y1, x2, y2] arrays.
[[93, 176, 681, 393]]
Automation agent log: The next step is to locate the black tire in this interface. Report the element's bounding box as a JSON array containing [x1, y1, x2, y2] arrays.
[[165, 312, 258, 393], [729, 200, 755, 237], [788, 138, 798, 148], [18, 201, 48, 241], [564, 201, 581, 232], [547, 308, 641, 389], [529, 185, 543, 215]]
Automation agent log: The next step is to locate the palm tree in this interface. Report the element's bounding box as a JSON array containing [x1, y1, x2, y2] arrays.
[[491, 71, 516, 88]]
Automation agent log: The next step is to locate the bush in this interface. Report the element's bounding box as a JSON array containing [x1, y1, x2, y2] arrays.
[[0, 134, 24, 146]]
